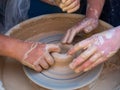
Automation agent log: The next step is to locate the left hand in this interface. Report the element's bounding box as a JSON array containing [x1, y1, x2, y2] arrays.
[[67, 28, 120, 73], [59, 0, 80, 13]]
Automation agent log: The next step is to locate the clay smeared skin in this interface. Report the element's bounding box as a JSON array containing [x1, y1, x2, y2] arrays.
[[22, 42, 46, 71], [62, 0, 105, 44], [62, 17, 99, 44], [21, 42, 60, 72], [68, 26, 120, 73], [0, 34, 60, 72], [86, 0, 105, 19]]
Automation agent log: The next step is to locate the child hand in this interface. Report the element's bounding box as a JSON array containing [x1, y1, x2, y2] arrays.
[[59, 0, 80, 13]]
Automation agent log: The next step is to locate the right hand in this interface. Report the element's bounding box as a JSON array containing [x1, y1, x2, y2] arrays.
[[16, 42, 60, 72], [62, 17, 99, 44], [67, 28, 120, 73], [58, 0, 80, 13]]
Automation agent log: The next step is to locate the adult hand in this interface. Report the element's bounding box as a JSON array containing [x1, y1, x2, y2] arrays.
[[17, 42, 60, 72], [67, 28, 120, 73], [62, 17, 98, 44]]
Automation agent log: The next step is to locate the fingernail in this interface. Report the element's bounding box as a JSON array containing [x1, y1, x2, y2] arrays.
[[69, 63, 75, 69], [84, 68, 90, 72], [75, 70, 80, 73], [75, 68, 82, 73], [62, 8, 66, 11]]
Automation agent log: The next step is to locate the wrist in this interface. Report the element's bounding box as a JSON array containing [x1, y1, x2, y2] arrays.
[[102, 26, 120, 49], [85, 16, 99, 21], [86, 12, 99, 20], [11, 41, 31, 62], [0, 35, 24, 61], [4, 39, 24, 60]]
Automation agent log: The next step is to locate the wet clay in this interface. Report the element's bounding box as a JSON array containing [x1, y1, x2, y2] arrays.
[[52, 52, 73, 64], [23, 33, 103, 90], [52, 44, 73, 64], [1, 14, 120, 90]]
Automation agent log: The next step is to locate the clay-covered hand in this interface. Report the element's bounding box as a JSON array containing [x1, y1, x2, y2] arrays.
[[67, 27, 120, 73], [62, 17, 98, 44], [59, 0, 80, 13], [17, 42, 60, 72]]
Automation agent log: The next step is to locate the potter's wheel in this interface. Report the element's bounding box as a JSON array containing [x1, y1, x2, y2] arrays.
[[23, 34, 103, 90], [2, 13, 120, 90]]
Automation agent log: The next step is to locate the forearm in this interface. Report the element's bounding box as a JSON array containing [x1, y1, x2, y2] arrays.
[[0, 34, 24, 59], [86, 0, 105, 19]]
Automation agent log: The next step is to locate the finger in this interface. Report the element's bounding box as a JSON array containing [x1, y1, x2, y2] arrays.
[[59, 3, 65, 9], [84, 57, 107, 72], [44, 52, 55, 65], [33, 60, 43, 72], [84, 26, 94, 33], [62, 1, 78, 12], [39, 58, 49, 69], [46, 44, 61, 52], [67, 29, 78, 43], [62, 29, 72, 44], [75, 52, 102, 73], [59, 0, 70, 9], [69, 46, 97, 69], [63, 0, 74, 7], [34, 65, 42, 72], [67, 22, 88, 43], [62, 0, 66, 3], [67, 4, 80, 13], [68, 38, 94, 55]]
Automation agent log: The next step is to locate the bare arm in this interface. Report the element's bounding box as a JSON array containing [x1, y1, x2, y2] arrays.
[[62, 0, 105, 43], [86, 0, 105, 19], [0, 34, 23, 59], [0, 34, 60, 72]]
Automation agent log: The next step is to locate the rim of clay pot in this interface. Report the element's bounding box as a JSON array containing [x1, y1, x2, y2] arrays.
[[5, 13, 113, 36]]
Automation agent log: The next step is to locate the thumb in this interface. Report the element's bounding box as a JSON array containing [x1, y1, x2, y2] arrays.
[[46, 44, 61, 52]]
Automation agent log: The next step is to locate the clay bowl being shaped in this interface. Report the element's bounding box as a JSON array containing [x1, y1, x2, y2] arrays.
[[51, 44, 74, 66], [5, 14, 113, 90]]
